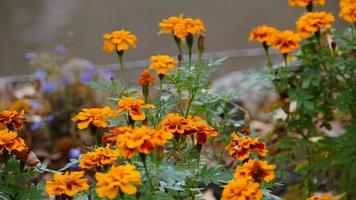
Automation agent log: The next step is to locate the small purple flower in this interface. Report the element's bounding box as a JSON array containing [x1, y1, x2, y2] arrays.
[[34, 69, 46, 81], [41, 82, 58, 93], [29, 122, 42, 131], [47, 114, 56, 124], [102, 70, 118, 80], [55, 45, 68, 55], [25, 52, 37, 60], [30, 101, 42, 110], [80, 72, 93, 83], [68, 148, 81, 159]]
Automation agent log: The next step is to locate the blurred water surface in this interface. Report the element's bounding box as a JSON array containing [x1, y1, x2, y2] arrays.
[[0, 0, 343, 75]]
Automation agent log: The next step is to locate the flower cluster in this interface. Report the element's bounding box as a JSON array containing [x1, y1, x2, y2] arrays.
[[159, 14, 206, 39], [79, 145, 119, 170], [95, 164, 141, 199], [249, 25, 278, 47], [0, 129, 27, 155], [296, 11, 335, 39], [226, 132, 267, 161], [72, 107, 116, 129], [102, 29, 137, 52], [45, 171, 89, 197], [138, 69, 156, 86], [222, 133, 275, 200], [148, 55, 176, 76], [339, 0, 356, 24]]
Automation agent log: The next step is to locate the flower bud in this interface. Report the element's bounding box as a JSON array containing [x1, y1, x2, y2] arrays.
[[198, 35, 205, 53]]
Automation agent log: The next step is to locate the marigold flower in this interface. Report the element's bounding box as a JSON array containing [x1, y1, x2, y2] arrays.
[[249, 25, 278, 46], [115, 126, 155, 158], [148, 55, 176, 76], [45, 171, 89, 197], [117, 97, 154, 121], [221, 178, 263, 200], [235, 159, 276, 182], [102, 30, 137, 52], [138, 69, 156, 86], [0, 110, 28, 130], [0, 129, 27, 154], [307, 193, 334, 200], [339, 0, 356, 24], [102, 126, 132, 143], [184, 117, 219, 144], [72, 107, 116, 129], [150, 128, 173, 147], [79, 145, 119, 170], [226, 133, 267, 161], [296, 12, 335, 39], [159, 113, 189, 134], [95, 164, 141, 199], [159, 14, 185, 34], [271, 30, 301, 55], [159, 15, 206, 39], [288, 0, 326, 7]]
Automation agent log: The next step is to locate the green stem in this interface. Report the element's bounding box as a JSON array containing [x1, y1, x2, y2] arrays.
[[263, 44, 273, 74], [116, 50, 124, 79], [140, 153, 153, 189], [185, 91, 196, 118]]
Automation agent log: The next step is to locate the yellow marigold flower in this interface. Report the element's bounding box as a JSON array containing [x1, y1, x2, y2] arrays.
[[79, 145, 119, 170], [339, 0, 356, 24], [138, 69, 156, 86], [102, 126, 132, 143], [148, 55, 176, 76], [296, 12, 335, 39], [159, 113, 189, 134], [226, 133, 267, 161], [0, 129, 27, 154], [116, 126, 155, 158], [150, 128, 173, 147], [235, 159, 276, 182], [72, 107, 116, 129], [102, 30, 137, 52], [288, 0, 326, 7], [95, 164, 141, 199], [45, 171, 89, 197], [249, 25, 278, 46], [159, 14, 185, 34], [271, 30, 301, 55], [0, 110, 28, 130], [221, 178, 263, 200], [117, 97, 154, 121]]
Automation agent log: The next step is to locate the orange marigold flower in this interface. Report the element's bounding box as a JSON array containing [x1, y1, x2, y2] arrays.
[[249, 25, 278, 46], [95, 164, 141, 199], [150, 128, 173, 147], [235, 159, 276, 182], [72, 107, 116, 129], [138, 69, 156, 86], [117, 97, 154, 121], [288, 0, 326, 7], [102, 29, 137, 52], [307, 193, 334, 200], [102, 126, 132, 143], [115, 126, 155, 158], [0, 129, 27, 154], [184, 117, 219, 144], [79, 145, 119, 170], [45, 171, 89, 197], [148, 55, 176, 76], [159, 14, 185, 34], [221, 178, 263, 200], [0, 110, 28, 130], [226, 133, 267, 161], [339, 0, 356, 24], [296, 12, 335, 39], [159, 113, 189, 134], [271, 30, 301, 55]]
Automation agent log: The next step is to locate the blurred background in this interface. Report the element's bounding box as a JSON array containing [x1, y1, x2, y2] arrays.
[[0, 0, 344, 77]]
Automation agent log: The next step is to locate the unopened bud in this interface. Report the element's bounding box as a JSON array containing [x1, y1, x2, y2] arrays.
[[198, 35, 205, 53]]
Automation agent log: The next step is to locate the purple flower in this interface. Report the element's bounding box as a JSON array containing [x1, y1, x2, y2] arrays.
[[34, 69, 46, 81], [80, 72, 92, 83], [41, 82, 58, 93], [30, 101, 42, 110], [102, 70, 118, 80], [55, 45, 68, 55], [47, 114, 56, 124], [68, 148, 81, 159], [29, 123, 42, 131], [25, 52, 37, 60]]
